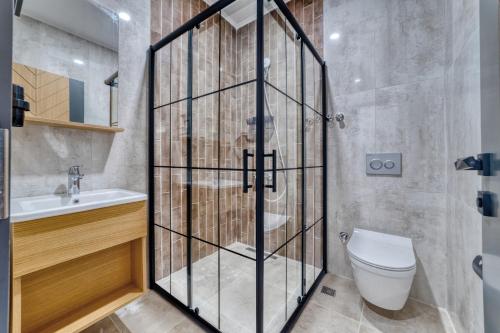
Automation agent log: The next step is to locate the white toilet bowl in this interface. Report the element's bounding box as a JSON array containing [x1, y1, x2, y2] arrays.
[[347, 228, 416, 311]]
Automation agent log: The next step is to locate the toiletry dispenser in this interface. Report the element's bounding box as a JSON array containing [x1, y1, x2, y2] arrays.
[[12, 84, 30, 127]]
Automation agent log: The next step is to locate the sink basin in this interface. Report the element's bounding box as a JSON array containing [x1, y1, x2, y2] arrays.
[[11, 189, 147, 223]]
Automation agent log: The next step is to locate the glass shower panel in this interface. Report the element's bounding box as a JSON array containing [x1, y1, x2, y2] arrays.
[[192, 94, 219, 169], [170, 100, 188, 168], [263, 85, 287, 255], [286, 98, 302, 169], [155, 168, 171, 228], [192, 169, 218, 244], [219, 80, 257, 255], [154, 106, 171, 167], [305, 226, 315, 292], [285, 19, 301, 102], [169, 168, 188, 235], [313, 167, 323, 222], [154, 225, 171, 285], [264, 8, 286, 92], [314, 221, 324, 279], [154, 44, 171, 108], [170, 32, 189, 102], [219, 170, 256, 257], [150, 1, 326, 331], [313, 59, 323, 113], [220, 0, 256, 89], [154, 229, 188, 306], [192, 239, 219, 327], [286, 169, 302, 241], [304, 46, 315, 109], [219, 249, 256, 332], [170, 233, 189, 304], [286, 233, 302, 319], [264, 254, 286, 333], [305, 106, 322, 167], [192, 13, 220, 98], [219, 83, 256, 170]]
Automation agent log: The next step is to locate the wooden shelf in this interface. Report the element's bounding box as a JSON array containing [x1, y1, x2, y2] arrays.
[[37, 284, 142, 333], [24, 115, 124, 133]]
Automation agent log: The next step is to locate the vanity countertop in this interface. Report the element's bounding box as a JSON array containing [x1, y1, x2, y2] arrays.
[[11, 189, 147, 223]]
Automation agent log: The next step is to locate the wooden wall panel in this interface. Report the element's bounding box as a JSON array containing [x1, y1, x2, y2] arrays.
[[11, 63, 70, 121], [12, 63, 37, 115]]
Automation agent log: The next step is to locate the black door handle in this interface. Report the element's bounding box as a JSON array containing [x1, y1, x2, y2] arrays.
[[472, 255, 483, 280], [454, 153, 491, 176], [264, 150, 277, 192], [243, 149, 253, 193]]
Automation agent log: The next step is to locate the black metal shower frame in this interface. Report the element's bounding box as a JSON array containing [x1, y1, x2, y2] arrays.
[[147, 0, 328, 332]]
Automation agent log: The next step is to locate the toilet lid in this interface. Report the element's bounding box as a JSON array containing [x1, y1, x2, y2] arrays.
[[347, 228, 416, 271]]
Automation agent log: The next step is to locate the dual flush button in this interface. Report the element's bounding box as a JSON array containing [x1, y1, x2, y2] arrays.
[[366, 153, 402, 175], [369, 159, 395, 170]]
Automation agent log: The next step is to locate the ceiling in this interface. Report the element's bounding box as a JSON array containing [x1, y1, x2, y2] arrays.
[[204, 0, 289, 30], [20, 0, 118, 51]]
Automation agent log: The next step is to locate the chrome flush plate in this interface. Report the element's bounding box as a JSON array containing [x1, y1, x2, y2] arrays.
[[366, 153, 402, 176]]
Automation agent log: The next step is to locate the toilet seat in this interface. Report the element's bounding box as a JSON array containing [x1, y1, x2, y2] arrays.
[[347, 228, 416, 272]]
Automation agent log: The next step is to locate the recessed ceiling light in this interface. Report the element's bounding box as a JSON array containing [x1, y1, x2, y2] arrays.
[[73, 59, 84, 65], [118, 11, 131, 21], [354, 78, 362, 83], [330, 32, 340, 40]]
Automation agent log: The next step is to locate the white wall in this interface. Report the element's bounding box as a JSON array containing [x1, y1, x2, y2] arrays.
[[325, 1, 484, 331]]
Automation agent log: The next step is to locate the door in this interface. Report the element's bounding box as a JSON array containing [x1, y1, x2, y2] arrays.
[[0, 0, 12, 331], [480, 1, 500, 332]]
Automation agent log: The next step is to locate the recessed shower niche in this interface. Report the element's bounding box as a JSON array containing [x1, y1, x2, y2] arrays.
[[148, 0, 327, 332]]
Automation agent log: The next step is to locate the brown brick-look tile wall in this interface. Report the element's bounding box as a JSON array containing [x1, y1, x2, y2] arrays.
[[152, 0, 324, 281]]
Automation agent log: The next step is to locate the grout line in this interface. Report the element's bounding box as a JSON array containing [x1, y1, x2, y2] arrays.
[[357, 301, 364, 333]]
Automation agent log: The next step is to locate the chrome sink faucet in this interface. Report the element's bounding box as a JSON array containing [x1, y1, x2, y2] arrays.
[[68, 166, 84, 202]]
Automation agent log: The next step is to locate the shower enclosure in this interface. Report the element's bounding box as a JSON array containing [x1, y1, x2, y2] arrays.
[[148, 0, 326, 332]]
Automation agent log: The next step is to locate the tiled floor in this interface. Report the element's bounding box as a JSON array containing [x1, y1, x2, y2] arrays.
[[85, 274, 456, 333], [154, 242, 317, 333]]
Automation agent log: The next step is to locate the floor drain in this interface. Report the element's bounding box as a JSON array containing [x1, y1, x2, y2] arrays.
[[321, 286, 336, 297]]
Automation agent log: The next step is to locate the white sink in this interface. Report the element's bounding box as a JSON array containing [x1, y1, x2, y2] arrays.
[[11, 189, 147, 223]]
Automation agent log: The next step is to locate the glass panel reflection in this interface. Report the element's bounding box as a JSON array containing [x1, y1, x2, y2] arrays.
[[192, 239, 219, 327], [155, 230, 188, 305], [220, 248, 256, 332]]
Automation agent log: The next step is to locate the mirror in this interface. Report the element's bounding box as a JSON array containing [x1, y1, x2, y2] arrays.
[[12, 0, 120, 129]]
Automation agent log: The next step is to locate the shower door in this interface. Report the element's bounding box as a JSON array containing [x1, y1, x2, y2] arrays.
[[260, 3, 326, 331], [150, 2, 260, 331], [149, 1, 326, 332]]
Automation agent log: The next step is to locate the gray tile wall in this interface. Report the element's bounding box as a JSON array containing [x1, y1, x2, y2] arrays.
[[326, 2, 484, 330], [11, 0, 150, 198], [325, 0, 448, 308], [444, 1, 483, 332]]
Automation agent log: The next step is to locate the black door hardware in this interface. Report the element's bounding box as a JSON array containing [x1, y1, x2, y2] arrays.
[[264, 150, 277, 192], [472, 255, 483, 280], [476, 191, 496, 217], [454, 153, 491, 176], [243, 149, 254, 193]]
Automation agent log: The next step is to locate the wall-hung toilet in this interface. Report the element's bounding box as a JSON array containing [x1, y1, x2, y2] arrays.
[[347, 228, 416, 311]]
